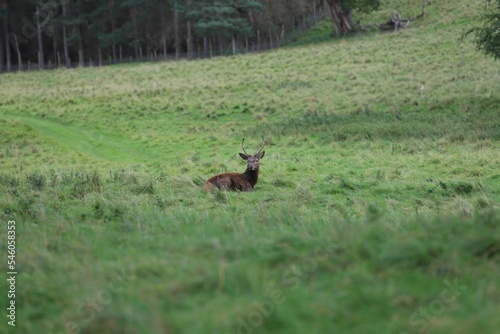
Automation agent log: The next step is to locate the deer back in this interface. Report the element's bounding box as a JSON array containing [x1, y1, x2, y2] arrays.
[[205, 172, 254, 192]]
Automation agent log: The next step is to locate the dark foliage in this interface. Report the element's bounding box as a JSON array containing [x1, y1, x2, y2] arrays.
[[465, 0, 500, 59]]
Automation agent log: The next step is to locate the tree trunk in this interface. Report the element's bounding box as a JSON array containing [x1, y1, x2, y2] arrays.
[[186, 0, 195, 59], [109, 0, 117, 62], [3, 0, 11, 71], [344, 9, 355, 29], [74, 24, 84, 66], [248, 10, 255, 30], [78, 45, 84, 66], [52, 27, 58, 66], [36, 6, 44, 69], [325, 0, 353, 36], [187, 20, 194, 58], [62, 0, 71, 67], [159, 1, 167, 58], [174, 0, 180, 59], [0, 2, 4, 71], [5, 5, 21, 70], [129, 6, 139, 58], [11, 30, 21, 71], [257, 30, 260, 51]]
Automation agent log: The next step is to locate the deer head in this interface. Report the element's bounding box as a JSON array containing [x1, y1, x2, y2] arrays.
[[239, 138, 265, 172]]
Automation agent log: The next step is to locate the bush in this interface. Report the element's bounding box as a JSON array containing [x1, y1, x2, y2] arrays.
[[465, 0, 500, 59]]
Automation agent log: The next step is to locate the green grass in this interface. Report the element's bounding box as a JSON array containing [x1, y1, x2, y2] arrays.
[[1, 0, 499, 333]]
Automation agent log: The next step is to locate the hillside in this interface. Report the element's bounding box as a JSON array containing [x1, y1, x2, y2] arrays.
[[0, 0, 499, 333]]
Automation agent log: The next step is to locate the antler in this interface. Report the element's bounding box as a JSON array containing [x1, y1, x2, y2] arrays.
[[242, 137, 265, 155], [256, 136, 266, 155], [241, 138, 250, 156]]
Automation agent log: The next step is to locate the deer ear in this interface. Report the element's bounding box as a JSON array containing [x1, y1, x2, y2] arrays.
[[256, 151, 265, 159], [239, 153, 249, 160]]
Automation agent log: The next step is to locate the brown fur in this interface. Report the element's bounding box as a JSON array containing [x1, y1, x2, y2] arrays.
[[205, 172, 255, 192], [205, 139, 265, 192]]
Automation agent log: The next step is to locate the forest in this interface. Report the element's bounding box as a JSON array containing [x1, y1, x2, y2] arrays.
[[0, 0, 327, 71]]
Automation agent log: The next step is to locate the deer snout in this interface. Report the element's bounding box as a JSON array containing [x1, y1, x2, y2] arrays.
[[248, 162, 259, 171]]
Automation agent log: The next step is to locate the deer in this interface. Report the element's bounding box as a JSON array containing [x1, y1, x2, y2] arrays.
[[205, 138, 265, 192]]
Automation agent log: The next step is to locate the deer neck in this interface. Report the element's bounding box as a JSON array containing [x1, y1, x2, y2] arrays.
[[243, 167, 259, 187]]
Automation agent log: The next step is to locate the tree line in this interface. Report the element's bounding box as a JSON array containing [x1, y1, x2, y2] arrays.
[[8, 1, 487, 72], [0, 0, 327, 71]]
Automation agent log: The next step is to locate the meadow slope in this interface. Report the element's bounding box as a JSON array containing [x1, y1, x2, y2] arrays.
[[0, 0, 499, 333]]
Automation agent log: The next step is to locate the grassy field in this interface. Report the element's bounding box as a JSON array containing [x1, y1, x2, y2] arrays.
[[1, 0, 499, 333]]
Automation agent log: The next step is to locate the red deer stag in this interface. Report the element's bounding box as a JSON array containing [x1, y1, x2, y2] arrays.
[[205, 139, 265, 192]]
